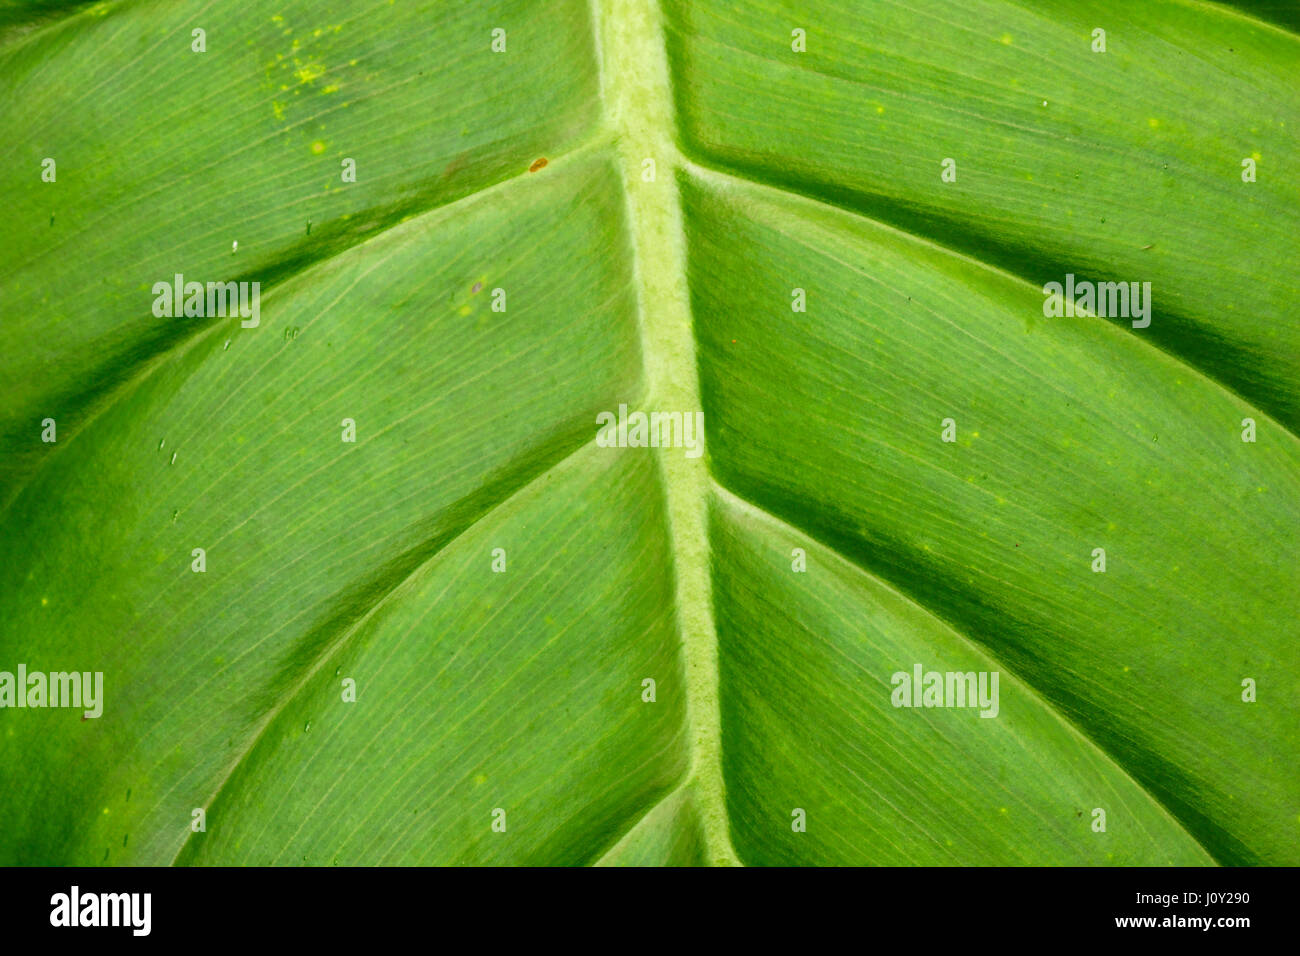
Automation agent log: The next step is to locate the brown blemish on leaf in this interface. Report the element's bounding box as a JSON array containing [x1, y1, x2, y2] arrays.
[[440, 151, 469, 182], [529, 157, 548, 173]]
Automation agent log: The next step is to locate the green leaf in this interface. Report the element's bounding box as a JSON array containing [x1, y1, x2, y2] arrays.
[[0, 0, 1295, 866]]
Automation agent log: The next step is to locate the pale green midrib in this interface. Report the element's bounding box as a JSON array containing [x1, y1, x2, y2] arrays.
[[711, 481, 1219, 865], [592, 0, 739, 866]]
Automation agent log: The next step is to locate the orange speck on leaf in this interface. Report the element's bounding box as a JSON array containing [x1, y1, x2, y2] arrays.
[[529, 157, 548, 172]]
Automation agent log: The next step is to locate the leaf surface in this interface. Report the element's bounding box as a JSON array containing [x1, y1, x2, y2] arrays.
[[0, 0, 1295, 866]]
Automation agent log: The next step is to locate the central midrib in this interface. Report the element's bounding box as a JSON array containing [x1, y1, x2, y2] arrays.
[[592, 0, 738, 865]]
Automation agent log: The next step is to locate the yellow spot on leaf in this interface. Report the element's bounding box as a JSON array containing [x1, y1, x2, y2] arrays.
[[311, 140, 326, 155]]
